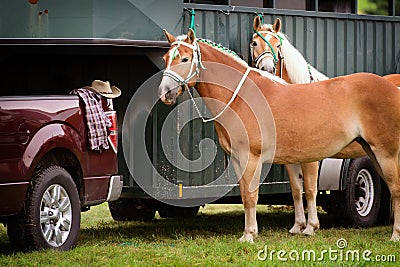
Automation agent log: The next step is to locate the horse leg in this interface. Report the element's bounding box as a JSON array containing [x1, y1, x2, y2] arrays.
[[392, 194, 400, 241], [368, 151, 400, 241], [378, 157, 400, 241], [232, 155, 262, 243], [301, 162, 320, 236], [285, 164, 306, 234], [379, 158, 400, 241]]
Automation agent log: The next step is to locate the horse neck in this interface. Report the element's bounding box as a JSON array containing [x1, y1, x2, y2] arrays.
[[197, 42, 249, 77], [194, 43, 249, 115], [280, 37, 328, 83]]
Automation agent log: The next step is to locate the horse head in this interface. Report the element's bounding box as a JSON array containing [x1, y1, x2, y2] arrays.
[[251, 16, 283, 75], [158, 29, 200, 105]]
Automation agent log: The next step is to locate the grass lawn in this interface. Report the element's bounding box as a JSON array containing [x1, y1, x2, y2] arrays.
[[0, 203, 399, 266]]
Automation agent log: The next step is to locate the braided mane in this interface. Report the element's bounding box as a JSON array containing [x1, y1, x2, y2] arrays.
[[197, 38, 241, 59], [175, 34, 286, 84]]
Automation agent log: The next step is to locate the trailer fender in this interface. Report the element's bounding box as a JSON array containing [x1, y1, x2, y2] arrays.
[[318, 158, 351, 191]]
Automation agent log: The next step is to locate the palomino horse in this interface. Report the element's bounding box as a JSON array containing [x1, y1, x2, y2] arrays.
[[251, 15, 400, 236], [158, 28, 400, 242], [251, 16, 400, 86]]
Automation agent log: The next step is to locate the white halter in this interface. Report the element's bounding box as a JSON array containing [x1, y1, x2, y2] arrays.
[[163, 40, 251, 123], [162, 41, 204, 88]]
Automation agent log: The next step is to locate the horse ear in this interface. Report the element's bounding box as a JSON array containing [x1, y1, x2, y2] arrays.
[[253, 16, 262, 31], [186, 28, 196, 44], [164, 29, 176, 44], [273, 18, 281, 33]]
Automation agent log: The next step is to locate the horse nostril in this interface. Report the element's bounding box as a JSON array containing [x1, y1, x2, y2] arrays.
[[261, 66, 266, 71]]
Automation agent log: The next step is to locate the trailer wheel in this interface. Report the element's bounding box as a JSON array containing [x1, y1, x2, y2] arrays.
[[157, 204, 199, 218], [377, 181, 391, 225], [7, 166, 80, 251], [108, 198, 155, 221], [334, 157, 382, 227]]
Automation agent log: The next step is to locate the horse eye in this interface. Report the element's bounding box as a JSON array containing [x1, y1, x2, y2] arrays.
[[251, 41, 257, 47], [182, 57, 189, 63]]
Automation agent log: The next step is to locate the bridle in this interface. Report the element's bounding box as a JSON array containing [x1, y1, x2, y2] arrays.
[[250, 30, 284, 76], [162, 39, 251, 123], [162, 40, 205, 91], [251, 30, 316, 82]]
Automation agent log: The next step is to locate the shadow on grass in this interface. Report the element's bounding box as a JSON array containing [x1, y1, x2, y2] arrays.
[[0, 207, 385, 254], [77, 208, 348, 245]]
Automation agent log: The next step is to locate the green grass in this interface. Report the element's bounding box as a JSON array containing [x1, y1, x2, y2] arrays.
[[0, 204, 399, 266]]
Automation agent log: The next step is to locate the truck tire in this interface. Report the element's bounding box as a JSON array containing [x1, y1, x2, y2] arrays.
[[7, 166, 80, 251], [330, 157, 382, 227], [157, 204, 199, 218], [108, 198, 155, 221]]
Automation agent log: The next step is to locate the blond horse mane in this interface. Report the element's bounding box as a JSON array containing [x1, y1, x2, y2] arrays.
[[264, 27, 329, 83]]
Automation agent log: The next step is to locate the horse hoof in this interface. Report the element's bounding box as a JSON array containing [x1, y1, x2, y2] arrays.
[[390, 234, 400, 242], [302, 227, 316, 236], [239, 233, 255, 243], [289, 225, 303, 235]]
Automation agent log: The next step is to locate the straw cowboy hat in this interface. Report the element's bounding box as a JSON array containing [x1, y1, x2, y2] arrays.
[[87, 80, 121, 98]]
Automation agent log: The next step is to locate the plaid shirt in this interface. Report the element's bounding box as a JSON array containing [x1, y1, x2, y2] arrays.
[[70, 88, 111, 150]]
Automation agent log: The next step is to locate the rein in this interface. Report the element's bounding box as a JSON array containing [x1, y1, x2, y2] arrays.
[[162, 40, 251, 123], [189, 67, 251, 123]]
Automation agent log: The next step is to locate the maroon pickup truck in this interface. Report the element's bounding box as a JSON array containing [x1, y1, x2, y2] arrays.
[[0, 95, 122, 251]]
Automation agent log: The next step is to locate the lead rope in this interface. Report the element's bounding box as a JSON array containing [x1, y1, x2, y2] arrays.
[[187, 67, 251, 123], [165, 39, 250, 123], [277, 36, 284, 79], [188, 9, 196, 35]]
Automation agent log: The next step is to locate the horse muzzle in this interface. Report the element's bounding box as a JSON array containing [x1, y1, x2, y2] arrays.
[[258, 60, 276, 74], [158, 80, 183, 105], [159, 91, 176, 105]]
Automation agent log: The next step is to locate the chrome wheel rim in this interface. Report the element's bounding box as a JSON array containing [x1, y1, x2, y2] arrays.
[[354, 169, 374, 217], [40, 184, 72, 247]]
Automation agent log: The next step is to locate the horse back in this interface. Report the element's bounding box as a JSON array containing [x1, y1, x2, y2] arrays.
[[261, 72, 400, 162]]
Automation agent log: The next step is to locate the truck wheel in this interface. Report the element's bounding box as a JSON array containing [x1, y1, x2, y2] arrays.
[[7, 166, 80, 251], [157, 204, 199, 218], [108, 198, 155, 221], [339, 157, 381, 227]]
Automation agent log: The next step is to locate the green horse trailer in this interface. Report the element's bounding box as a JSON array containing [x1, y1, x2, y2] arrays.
[[1, 0, 399, 226]]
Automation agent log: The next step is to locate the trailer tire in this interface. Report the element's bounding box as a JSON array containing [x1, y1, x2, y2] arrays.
[[7, 166, 81, 251], [377, 178, 392, 225], [108, 198, 155, 221], [334, 157, 381, 227]]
